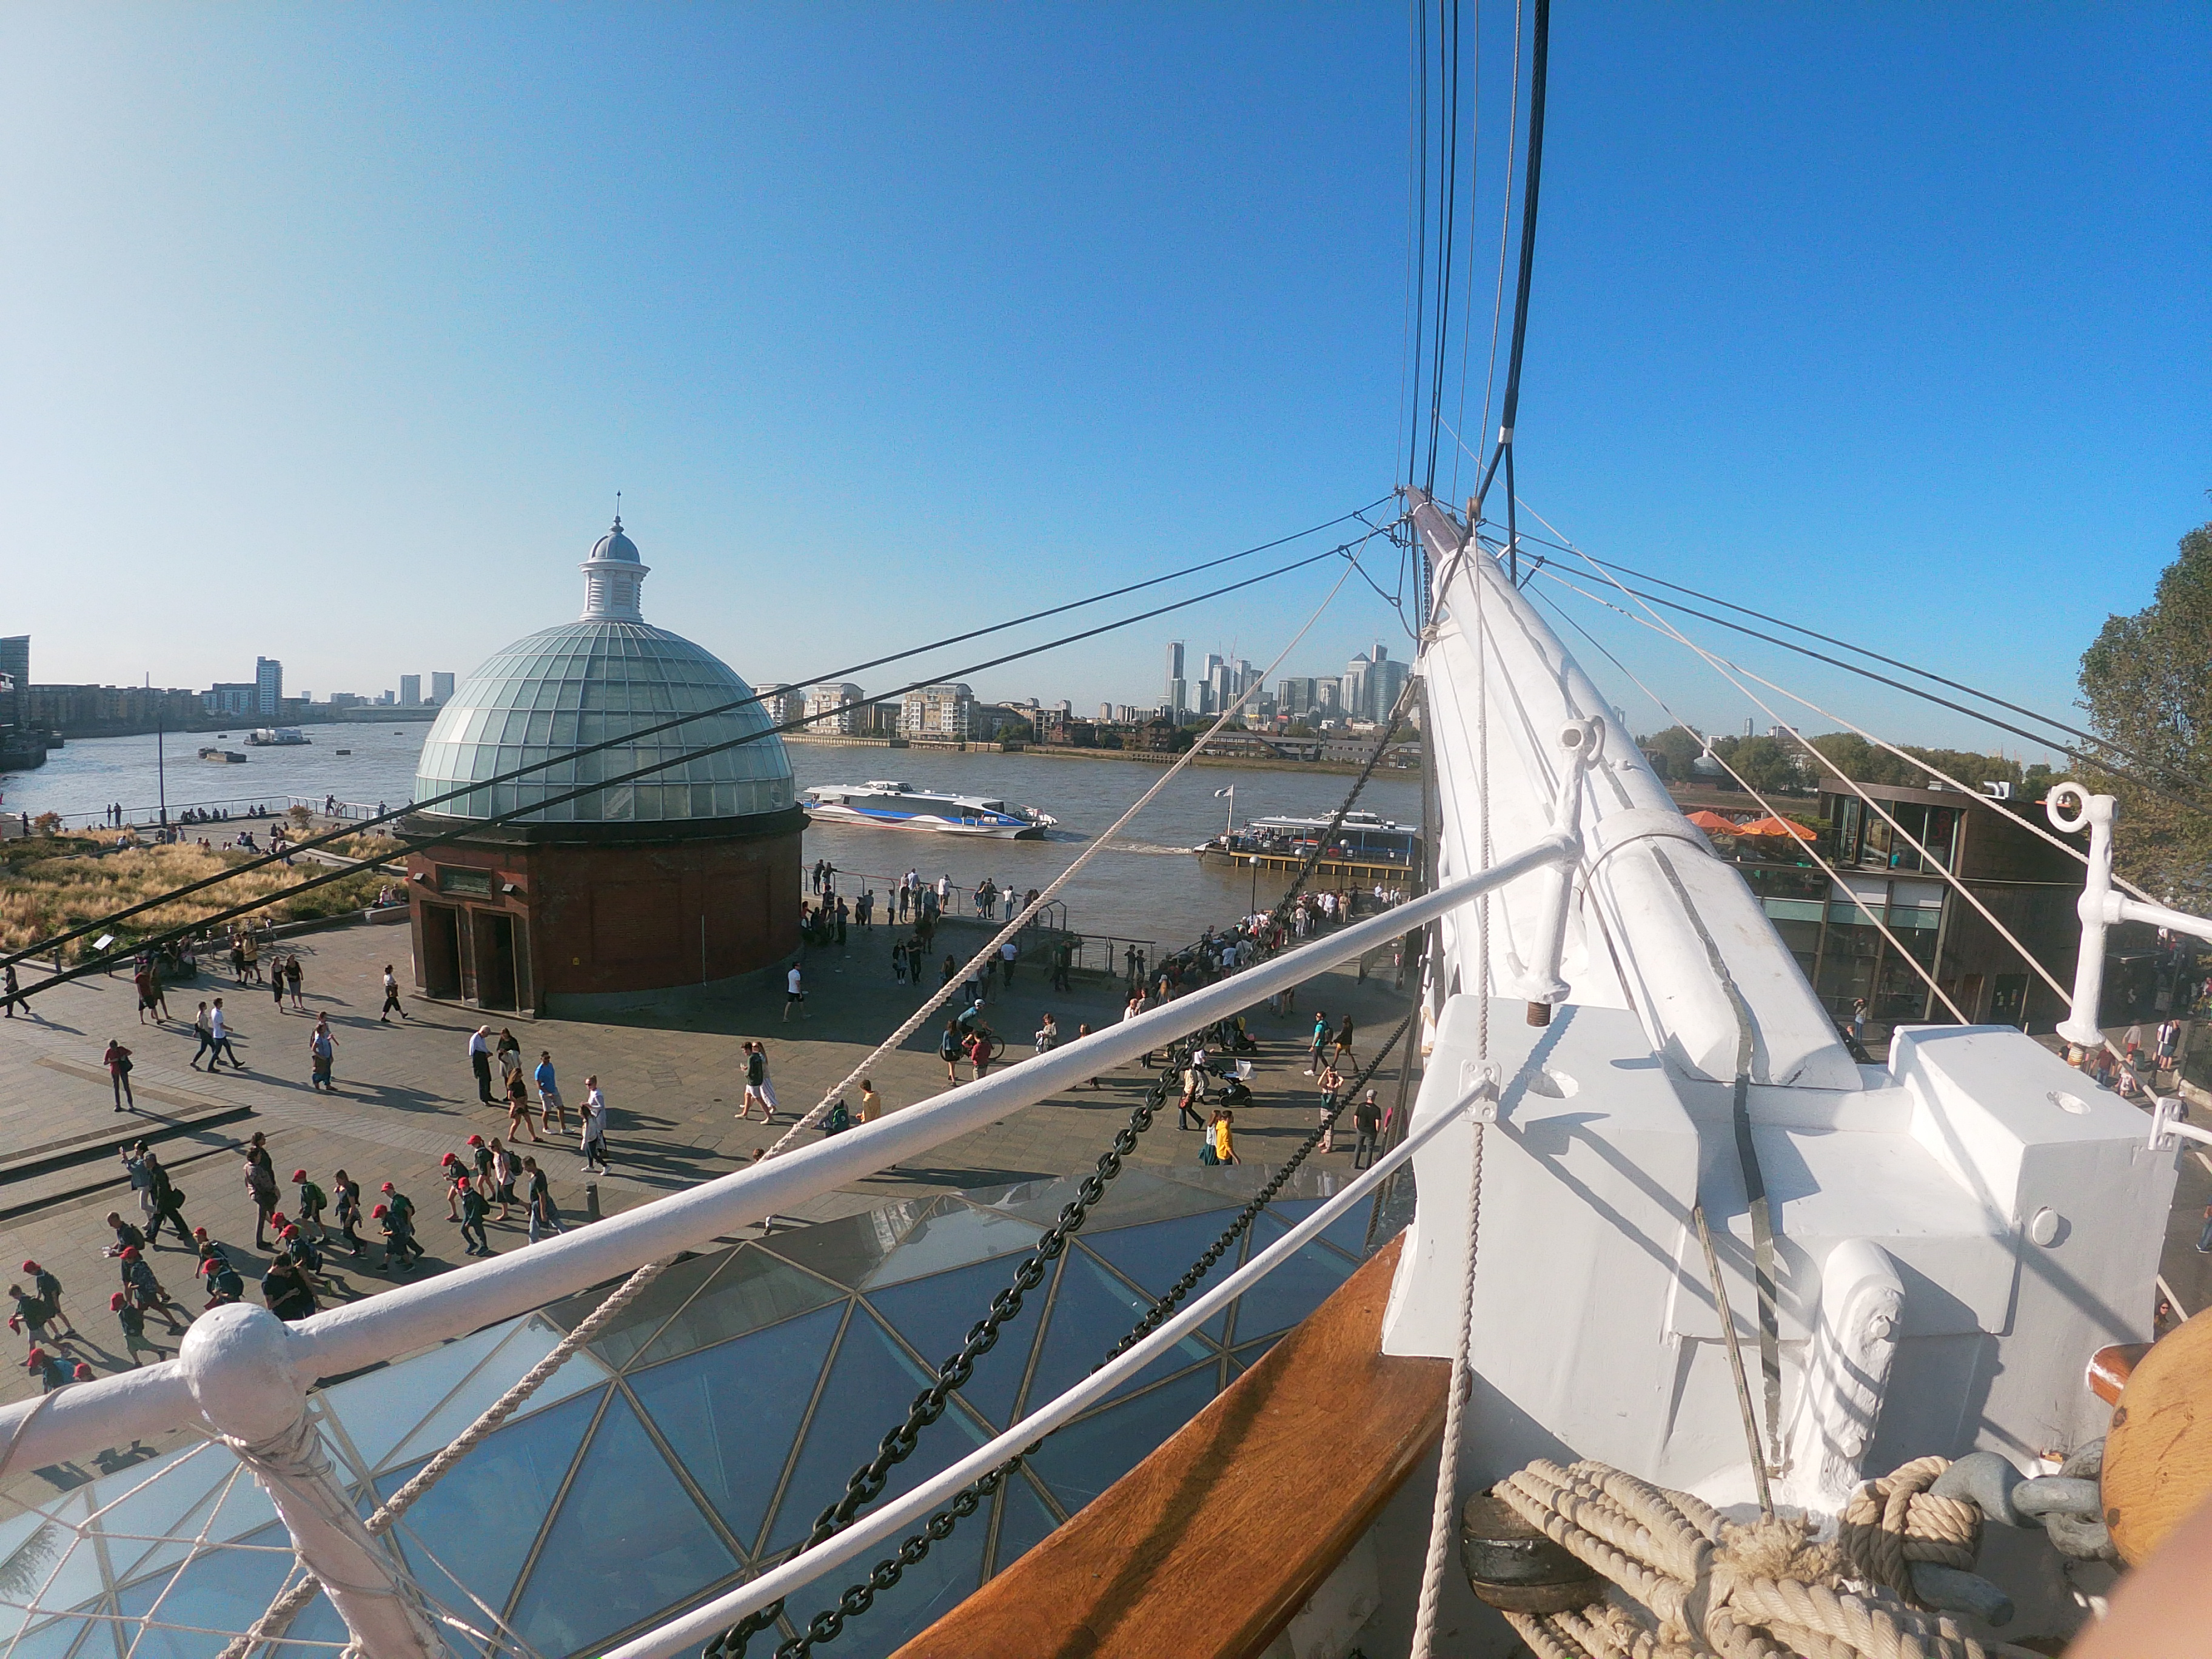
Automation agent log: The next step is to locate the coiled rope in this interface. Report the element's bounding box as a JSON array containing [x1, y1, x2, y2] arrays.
[[1489, 1456, 2045, 1659]]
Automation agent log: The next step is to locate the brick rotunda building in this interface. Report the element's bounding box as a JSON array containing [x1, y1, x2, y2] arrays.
[[403, 517, 801, 1016]]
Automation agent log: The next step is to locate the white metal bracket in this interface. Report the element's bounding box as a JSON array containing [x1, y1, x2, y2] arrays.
[[1456, 1059, 1504, 1125], [1506, 717, 1603, 1011], [2049, 784, 2212, 1050]]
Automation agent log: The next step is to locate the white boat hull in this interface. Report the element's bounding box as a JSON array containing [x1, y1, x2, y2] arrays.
[[803, 802, 1049, 839]]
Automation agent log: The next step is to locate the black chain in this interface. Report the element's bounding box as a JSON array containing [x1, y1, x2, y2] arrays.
[[704, 1074, 1171, 1659], [708, 712, 1425, 1659], [770, 1014, 1415, 1659]]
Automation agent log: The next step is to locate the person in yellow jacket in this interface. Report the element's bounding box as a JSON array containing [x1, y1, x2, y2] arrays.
[[1208, 1110, 1238, 1166]]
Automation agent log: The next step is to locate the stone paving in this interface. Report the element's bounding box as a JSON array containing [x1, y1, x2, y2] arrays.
[[0, 909, 1418, 1431]]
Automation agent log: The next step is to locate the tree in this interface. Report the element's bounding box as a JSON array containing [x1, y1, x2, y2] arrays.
[[1637, 726, 1702, 780], [2079, 521, 2212, 907], [1709, 734, 1807, 796]]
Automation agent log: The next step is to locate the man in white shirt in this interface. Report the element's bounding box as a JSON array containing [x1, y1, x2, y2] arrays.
[[580, 1078, 609, 1173], [468, 1026, 494, 1102], [207, 999, 244, 1070], [783, 964, 806, 1022]]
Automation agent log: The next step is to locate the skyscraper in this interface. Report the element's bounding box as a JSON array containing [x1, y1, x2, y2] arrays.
[[399, 675, 421, 707], [1163, 640, 1186, 720], [431, 671, 456, 705], [255, 657, 283, 716]]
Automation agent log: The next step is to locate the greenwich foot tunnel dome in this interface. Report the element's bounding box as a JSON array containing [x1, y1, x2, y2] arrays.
[[404, 518, 801, 1014]]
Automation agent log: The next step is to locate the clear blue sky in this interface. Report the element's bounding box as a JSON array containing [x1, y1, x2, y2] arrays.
[[2, 4, 2203, 754]]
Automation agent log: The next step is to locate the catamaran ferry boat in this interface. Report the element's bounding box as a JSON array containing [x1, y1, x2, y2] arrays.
[[802, 779, 1059, 838], [244, 726, 312, 746]]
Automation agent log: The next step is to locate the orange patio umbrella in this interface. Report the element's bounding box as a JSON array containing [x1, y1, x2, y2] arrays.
[[1735, 814, 1817, 840], [1683, 809, 1741, 834]]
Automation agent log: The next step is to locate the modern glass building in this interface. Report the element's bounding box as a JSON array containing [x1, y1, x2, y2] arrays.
[[0, 1168, 1379, 1659]]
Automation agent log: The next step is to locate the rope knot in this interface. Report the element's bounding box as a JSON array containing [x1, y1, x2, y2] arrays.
[[1838, 1455, 1980, 1604]]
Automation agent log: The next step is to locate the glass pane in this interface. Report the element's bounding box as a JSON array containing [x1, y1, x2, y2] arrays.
[[1222, 1233, 1352, 1347], [987, 1472, 1061, 1580], [269, 1590, 349, 1654], [1027, 1368, 1220, 1511], [631, 1250, 845, 1370], [628, 1301, 845, 1551], [509, 1392, 738, 1658], [2, 1614, 99, 1659], [1021, 1255, 1214, 1420], [778, 1489, 988, 1659], [115, 1524, 296, 1659], [1077, 1210, 1242, 1343], [544, 1252, 729, 1372], [1262, 1198, 1372, 1262], [857, 1205, 1047, 1290], [320, 1319, 521, 1475], [387, 1322, 610, 1468], [863, 1258, 1047, 1431], [765, 1313, 987, 1555], [375, 1384, 602, 1623]]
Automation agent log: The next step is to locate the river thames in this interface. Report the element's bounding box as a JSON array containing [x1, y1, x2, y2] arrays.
[[1, 730, 1419, 953]]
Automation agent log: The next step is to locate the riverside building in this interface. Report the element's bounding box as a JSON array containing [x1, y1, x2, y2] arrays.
[[403, 517, 800, 1014]]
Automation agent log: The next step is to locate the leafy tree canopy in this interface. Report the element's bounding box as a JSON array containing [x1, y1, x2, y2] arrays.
[[2079, 521, 2212, 906]]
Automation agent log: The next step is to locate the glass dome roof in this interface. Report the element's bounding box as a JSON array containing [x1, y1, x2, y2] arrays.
[[412, 520, 793, 825], [412, 621, 793, 825]]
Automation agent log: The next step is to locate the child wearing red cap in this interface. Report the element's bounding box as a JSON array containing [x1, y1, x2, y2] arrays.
[[110, 1290, 158, 1364], [21, 1261, 73, 1338], [25, 1347, 69, 1392], [118, 1247, 188, 1333], [291, 1170, 328, 1241], [332, 1170, 366, 1258]]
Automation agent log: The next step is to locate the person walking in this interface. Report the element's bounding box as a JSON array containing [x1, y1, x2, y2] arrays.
[[187, 1001, 214, 1068], [535, 1051, 569, 1136], [22, 1260, 73, 1340], [118, 1247, 187, 1334], [380, 964, 407, 1021], [1352, 1089, 1384, 1170], [468, 1027, 495, 1102], [939, 1021, 964, 1084], [999, 939, 1018, 988], [111, 1290, 159, 1365], [378, 1182, 424, 1269], [1333, 1013, 1356, 1071], [1211, 1108, 1239, 1166], [243, 1133, 280, 1250], [142, 1148, 191, 1245], [489, 1139, 519, 1221], [523, 1158, 563, 1244], [261, 1255, 318, 1322], [783, 962, 807, 1022], [290, 1170, 328, 1241], [495, 1028, 523, 1090], [269, 957, 288, 1014], [332, 1170, 366, 1258], [1177, 1056, 1207, 1131], [739, 1042, 775, 1121], [1316, 1064, 1344, 1153], [208, 999, 244, 1069], [1306, 1013, 1330, 1076], [133, 963, 165, 1025], [859, 1078, 883, 1124], [458, 1179, 492, 1257], [506, 1065, 545, 1143], [964, 1025, 994, 1080], [306, 1015, 337, 1091], [1034, 1012, 1059, 1054], [580, 1078, 609, 1173], [1051, 939, 1072, 993], [102, 1038, 136, 1111], [285, 954, 305, 1013]]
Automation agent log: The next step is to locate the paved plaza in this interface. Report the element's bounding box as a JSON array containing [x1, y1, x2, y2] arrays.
[[0, 908, 1418, 1444]]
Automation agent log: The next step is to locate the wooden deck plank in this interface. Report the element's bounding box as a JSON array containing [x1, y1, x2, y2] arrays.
[[894, 1232, 1448, 1659]]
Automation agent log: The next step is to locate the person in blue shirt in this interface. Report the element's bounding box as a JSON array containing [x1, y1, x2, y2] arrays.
[[534, 1050, 568, 1136]]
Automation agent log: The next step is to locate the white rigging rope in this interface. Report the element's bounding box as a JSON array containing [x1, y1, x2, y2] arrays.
[[1410, 533, 1498, 1659], [1524, 578, 1968, 1025], [1519, 518, 2143, 1065], [758, 530, 1381, 1158]]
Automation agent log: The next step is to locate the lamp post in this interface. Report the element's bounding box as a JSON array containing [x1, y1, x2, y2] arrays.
[[1248, 854, 1260, 918]]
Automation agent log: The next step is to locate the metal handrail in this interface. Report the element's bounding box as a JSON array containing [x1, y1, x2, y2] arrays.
[[0, 837, 1571, 1476]]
